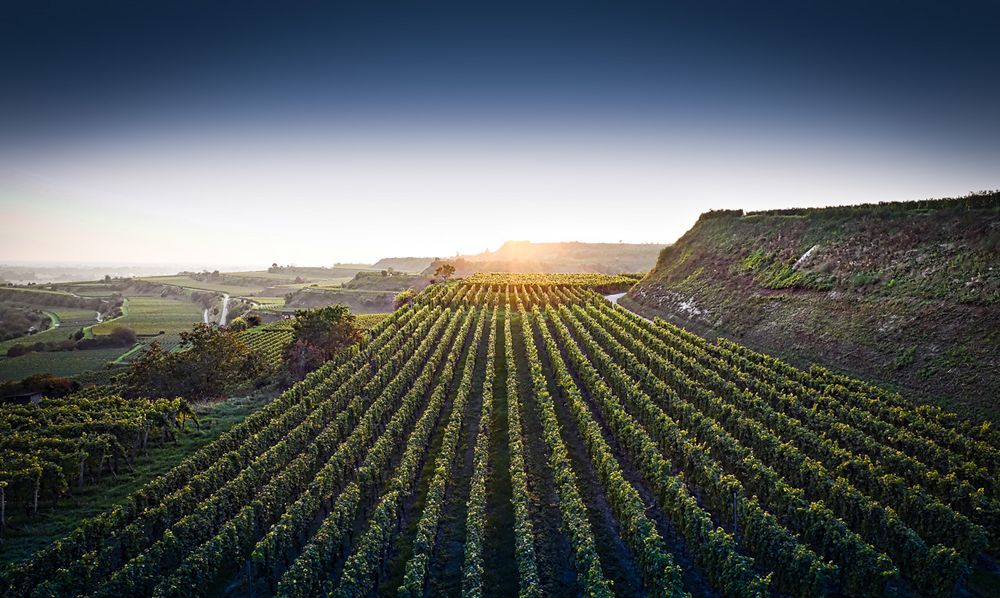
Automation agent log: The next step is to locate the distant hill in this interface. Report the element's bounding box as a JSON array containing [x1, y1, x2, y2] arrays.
[[419, 240, 665, 276], [343, 271, 432, 292], [370, 257, 436, 272], [623, 192, 1000, 422]]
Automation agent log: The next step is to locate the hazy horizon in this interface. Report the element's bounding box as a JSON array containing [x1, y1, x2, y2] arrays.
[[2, 1, 998, 266]]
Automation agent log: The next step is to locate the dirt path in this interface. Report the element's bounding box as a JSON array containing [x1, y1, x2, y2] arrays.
[[604, 292, 626, 305], [603, 293, 652, 322], [219, 294, 230, 326]]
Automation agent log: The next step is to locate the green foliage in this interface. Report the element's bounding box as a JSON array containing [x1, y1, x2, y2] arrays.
[[123, 324, 266, 400], [434, 262, 456, 281], [737, 250, 832, 290], [895, 345, 917, 368], [0, 394, 193, 531], [849, 271, 881, 287], [283, 305, 362, 379], [226, 316, 249, 332], [0, 374, 79, 398], [393, 288, 416, 309]]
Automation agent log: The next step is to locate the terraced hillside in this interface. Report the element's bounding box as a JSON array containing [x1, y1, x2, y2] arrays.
[[2, 277, 996, 597], [624, 193, 1000, 423]]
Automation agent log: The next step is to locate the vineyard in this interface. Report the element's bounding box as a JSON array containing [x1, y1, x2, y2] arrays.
[[237, 314, 389, 369], [0, 395, 194, 528], [238, 322, 295, 368], [1, 279, 997, 597]]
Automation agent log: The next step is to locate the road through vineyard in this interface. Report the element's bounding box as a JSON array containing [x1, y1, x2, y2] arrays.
[[2, 278, 997, 597]]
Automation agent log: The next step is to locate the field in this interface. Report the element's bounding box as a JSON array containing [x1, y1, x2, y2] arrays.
[[91, 297, 204, 336], [0, 287, 80, 301], [139, 271, 368, 297], [0, 307, 99, 355], [250, 297, 287, 306], [2, 278, 995, 597], [0, 347, 128, 382], [139, 275, 267, 296], [52, 282, 121, 298]]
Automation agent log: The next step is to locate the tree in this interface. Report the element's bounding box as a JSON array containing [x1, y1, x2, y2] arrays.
[[434, 263, 456, 282], [0, 374, 79, 398], [124, 324, 266, 401], [6, 345, 29, 358], [282, 305, 362, 379], [109, 326, 137, 346], [393, 289, 416, 309], [227, 316, 249, 332]]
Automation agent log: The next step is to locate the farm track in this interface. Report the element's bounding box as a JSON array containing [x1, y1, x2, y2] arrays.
[[2, 278, 997, 598]]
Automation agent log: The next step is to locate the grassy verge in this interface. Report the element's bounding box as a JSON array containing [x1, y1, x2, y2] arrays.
[[0, 393, 273, 567]]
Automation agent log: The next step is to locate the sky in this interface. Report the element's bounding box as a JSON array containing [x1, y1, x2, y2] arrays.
[[1, 1, 998, 267]]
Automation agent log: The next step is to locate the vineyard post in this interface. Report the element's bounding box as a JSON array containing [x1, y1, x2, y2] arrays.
[[244, 559, 255, 598], [32, 469, 41, 515], [97, 450, 105, 482], [733, 490, 738, 541], [78, 452, 87, 491]]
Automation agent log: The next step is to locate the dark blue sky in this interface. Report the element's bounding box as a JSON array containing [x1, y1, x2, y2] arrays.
[[1, 1, 998, 265], [4, 0, 998, 145]]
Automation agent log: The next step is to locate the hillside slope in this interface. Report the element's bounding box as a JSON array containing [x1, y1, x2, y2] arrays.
[[624, 192, 1000, 423]]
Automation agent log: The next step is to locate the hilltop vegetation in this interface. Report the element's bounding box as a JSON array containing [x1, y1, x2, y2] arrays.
[[3, 275, 996, 597], [625, 192, 1000, 423]]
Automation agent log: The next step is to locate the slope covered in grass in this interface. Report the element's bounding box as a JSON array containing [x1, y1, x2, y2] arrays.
[[625, 192, 1000, 423]]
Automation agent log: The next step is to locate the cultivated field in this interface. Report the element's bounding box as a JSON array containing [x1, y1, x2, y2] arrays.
[[139, 275, 267, 296], [91, 297, 204, 336], [2, 276, 995, 597], [0, 347, 128, 382]]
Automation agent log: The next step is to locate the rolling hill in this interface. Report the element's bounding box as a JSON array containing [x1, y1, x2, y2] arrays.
[[622, 192, 1000, 423], [420, 240, 665, 277]]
